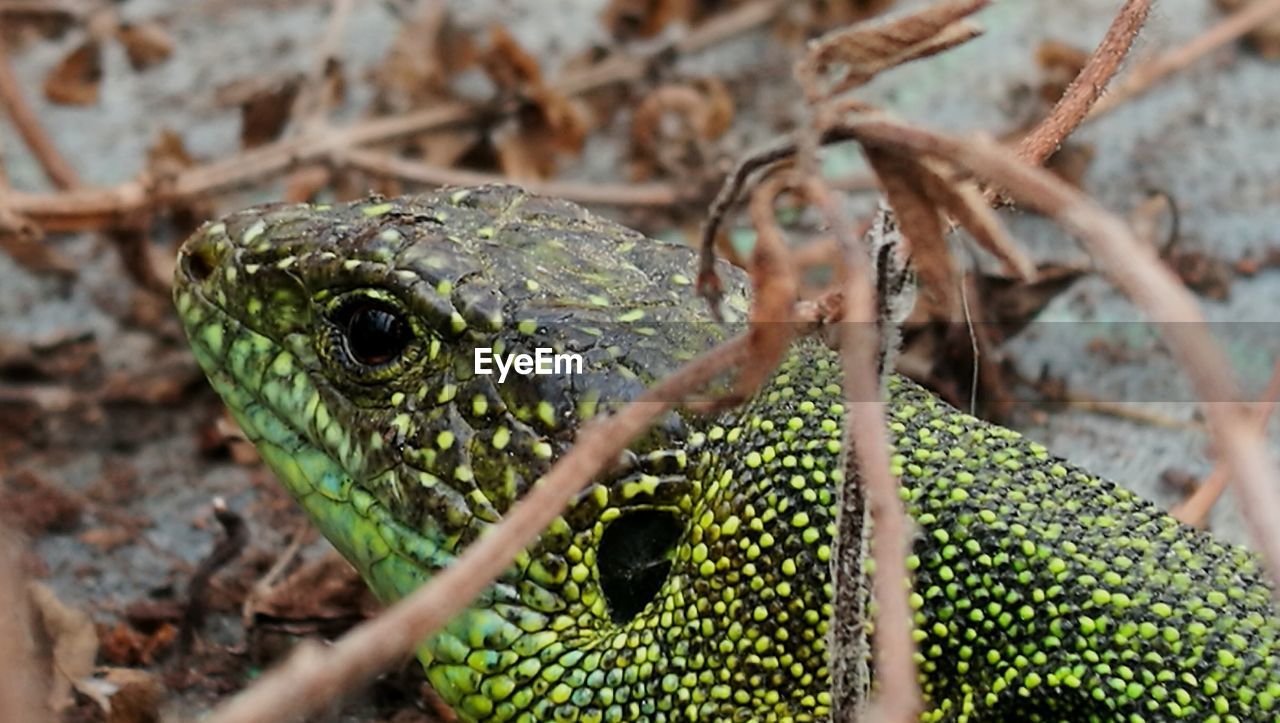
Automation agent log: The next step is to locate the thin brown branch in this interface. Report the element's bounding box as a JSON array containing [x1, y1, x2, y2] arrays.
[[340, 149, 680, 207], [1172, 357, 1280, 527], [0, 35, 81, 189], [840, 117, 1280, 591], [1089, 0, 1280, 119], [1017, 0, 1153, 166], [203, 334, 750, 723], [805, 177, 920, 722]]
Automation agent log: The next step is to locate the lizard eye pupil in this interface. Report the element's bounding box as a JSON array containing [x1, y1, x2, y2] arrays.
[[336, 301, 412, 368]]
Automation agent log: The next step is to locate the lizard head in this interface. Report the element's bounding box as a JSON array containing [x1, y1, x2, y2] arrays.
[[176, 186, 843, 720]]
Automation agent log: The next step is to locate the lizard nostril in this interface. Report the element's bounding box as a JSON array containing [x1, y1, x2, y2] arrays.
[[181, 238, 223, 283]]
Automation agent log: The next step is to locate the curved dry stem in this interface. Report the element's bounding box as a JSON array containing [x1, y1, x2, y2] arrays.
[[203, 335, 750, 723], [802, 176, 921, 722]]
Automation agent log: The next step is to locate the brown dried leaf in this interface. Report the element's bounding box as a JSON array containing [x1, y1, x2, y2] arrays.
[[978, 263, 1086, 335], [146, 129, 196, 179], [249, 552, 380, 630], [74, 667, 164, 723], [373, 3, 475, 109], [0, 232, 78, 277], [910, 160, 1035, 280], [235, 78, 302, 149], [493, 91, 589, 180], [1, 469, 83, 535], [116, 21, 174, 71], [865, 149, 957, 316], [629, 78, 734, 179], [602, 0, 684, 40], [1036, 39, 1089, 104], [799, 0, 987, 98], [44, 39, 102, 106], [480, 25, 544, 94], [27, 582, 99, 713]]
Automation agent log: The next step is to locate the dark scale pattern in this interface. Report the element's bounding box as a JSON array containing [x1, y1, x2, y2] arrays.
[[174, 185, 1280, 722]]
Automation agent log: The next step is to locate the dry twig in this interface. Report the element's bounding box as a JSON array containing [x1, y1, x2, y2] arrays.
[[1172, 358, 1280, 527], [341, 149, 679, 207], [1016, 0, 1153, 166], [0, 35, 81, 189], [1089, 0, 1280, 119]]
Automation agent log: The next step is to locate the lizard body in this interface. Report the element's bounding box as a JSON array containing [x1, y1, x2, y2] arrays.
[[174, 185, 1280, 722]]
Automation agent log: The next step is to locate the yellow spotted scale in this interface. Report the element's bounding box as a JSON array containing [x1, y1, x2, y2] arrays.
[[173, 185, 1280, 722]]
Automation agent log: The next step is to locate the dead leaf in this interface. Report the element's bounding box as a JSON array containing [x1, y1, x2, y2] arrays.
[[248, 552, 379, 635], [98, 621, 176, 666], [373, 2, 474, 109], [864, 149, 957, 316], [238, 79, 302, 149], [479, 25, 544, 94], [74, 667, 163, 723], [116, 21, 174, 71], [1, 469, 84, 535], [44, 39, 102, 106], [629, 78, 734, 180], [798, 0, 986, 99], [27, 582, 99, 713], [480, 27, 589, 179], [1035, 39, 1089, 104], [602, 0, 684, 40]]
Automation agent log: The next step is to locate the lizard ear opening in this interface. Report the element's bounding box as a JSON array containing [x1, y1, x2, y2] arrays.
[[597, 509, 684, 623]]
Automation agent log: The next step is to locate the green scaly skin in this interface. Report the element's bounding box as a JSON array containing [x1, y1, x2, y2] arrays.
[[174, 185, 1280, 722]]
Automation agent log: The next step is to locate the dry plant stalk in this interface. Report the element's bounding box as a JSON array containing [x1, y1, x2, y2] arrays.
[[1171, 358, 1280, 527], [0, 35, 81, 190]]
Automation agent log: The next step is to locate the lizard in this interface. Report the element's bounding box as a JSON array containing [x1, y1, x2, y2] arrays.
[[173, 184, 1280, 722]]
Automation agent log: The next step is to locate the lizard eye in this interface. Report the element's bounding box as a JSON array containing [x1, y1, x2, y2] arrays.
[[331, 297, 414, 369], [597, 509, 684, 623]]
